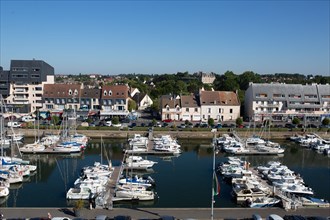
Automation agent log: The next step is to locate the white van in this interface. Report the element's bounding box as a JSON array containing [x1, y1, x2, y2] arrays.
[[21, 115, 35, 122], [7, 121, 22, 128]]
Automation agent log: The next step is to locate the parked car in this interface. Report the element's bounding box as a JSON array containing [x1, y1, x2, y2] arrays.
[[285, 123, 296, 128], [7, 121, 22, 128], [105, 121, 112, 127], [112, 123, 122, 127], [215, 123, 222, 128], [21, 115, 35, 122]]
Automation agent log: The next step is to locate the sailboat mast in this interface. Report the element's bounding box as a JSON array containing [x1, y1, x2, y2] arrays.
[[101, 135, 103, 165], [211, 132, 216, 220]]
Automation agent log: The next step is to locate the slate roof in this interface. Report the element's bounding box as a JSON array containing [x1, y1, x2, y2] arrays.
[[160, 95, 181, 108]]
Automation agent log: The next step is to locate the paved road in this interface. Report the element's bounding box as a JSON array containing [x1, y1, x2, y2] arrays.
[[0, 207, 329, 220]]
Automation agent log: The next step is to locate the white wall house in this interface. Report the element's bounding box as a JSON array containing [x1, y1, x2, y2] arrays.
[[132, 93, 153, 110], [181, 95, 201, 121], [200, 90, 240, 122], [160, 95, 181, 121]]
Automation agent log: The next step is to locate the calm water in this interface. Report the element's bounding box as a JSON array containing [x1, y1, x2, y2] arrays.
[[1, 137, 329, 208]]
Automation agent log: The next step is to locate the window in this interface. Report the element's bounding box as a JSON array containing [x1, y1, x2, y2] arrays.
[[208, 108, 211, 113], [109, 90, 112, 96], [69, 90, 72, 95], [186, 108, 189, 112], [273, 94, 285, 98], [104, 90, 107, 96], [194, 108, 198, 112], [256, 93, 267, 98], [230, 109, 233, 113], [74, 89, 78, 95], [166, 106, 170, 111], [289, 94, 301, 98]]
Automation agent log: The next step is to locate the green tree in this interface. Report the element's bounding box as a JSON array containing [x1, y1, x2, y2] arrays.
[[208, 118, 215, 127], [150, 99, 160, 113], [292, 117, 300, 125], [238, 71, 262, 90], [128, 99, 137, 112], [51, 115, 60, 126], [112, 116, 119, 125], [236, 117, 243, 126], [152, 118, 157, 126], [213, 71, 239, 91], [322, 117, 330, 126]]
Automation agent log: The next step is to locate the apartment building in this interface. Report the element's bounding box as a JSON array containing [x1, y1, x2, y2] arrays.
[[3, 60, 55, 113], [0, 66, 10, 99], [244, 83, 330, 122]]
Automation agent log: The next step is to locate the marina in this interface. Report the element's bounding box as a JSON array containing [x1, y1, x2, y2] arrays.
[[0, 133, 329, 211]]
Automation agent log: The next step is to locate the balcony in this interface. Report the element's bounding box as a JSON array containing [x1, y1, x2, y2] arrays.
[[14, 89, 29, 93]]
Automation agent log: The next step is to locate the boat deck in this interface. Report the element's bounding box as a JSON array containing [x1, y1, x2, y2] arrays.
[[250, 168, 303, 210]]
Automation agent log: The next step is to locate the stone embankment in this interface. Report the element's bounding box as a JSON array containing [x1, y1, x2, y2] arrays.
[[15, 128, 329, 140]]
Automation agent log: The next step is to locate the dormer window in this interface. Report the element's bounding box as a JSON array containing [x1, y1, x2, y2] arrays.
[[109, 90, 112, 96], [104, 90, 107, 96], [68, 89, 72, 95], [74, 89, 78, 95]]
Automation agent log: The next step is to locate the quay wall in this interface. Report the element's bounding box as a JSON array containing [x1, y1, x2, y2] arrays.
[[1, 207, 330, 220], [14, 128, 329, 140]]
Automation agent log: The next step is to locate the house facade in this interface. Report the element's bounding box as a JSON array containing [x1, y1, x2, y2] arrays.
[[43, 84, 82, 110], [99, 85, 130, 119], [160, 95, 181, 121], [180, 95, 201, 121], [160, 90, 240, 122], [244, 83, 330, 122], [132, 93, 153, 110], [200, 90, 240, 122]]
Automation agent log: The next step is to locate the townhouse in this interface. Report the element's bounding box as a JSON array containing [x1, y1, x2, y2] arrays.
[[160, 90, 240, 122]]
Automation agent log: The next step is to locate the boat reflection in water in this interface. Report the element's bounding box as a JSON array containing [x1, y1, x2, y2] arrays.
[[0, 137, 329, 208]]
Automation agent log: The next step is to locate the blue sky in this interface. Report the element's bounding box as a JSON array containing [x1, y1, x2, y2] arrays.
[[0, 0, 329, 75]]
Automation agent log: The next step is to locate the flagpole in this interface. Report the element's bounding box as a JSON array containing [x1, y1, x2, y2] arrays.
[[211, 131, 216, 220]]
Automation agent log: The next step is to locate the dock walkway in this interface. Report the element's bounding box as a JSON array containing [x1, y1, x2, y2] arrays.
[[250, 169, 303, 210]]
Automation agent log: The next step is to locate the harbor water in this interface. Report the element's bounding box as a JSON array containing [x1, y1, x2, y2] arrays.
[[1, 137, 329, 208]]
